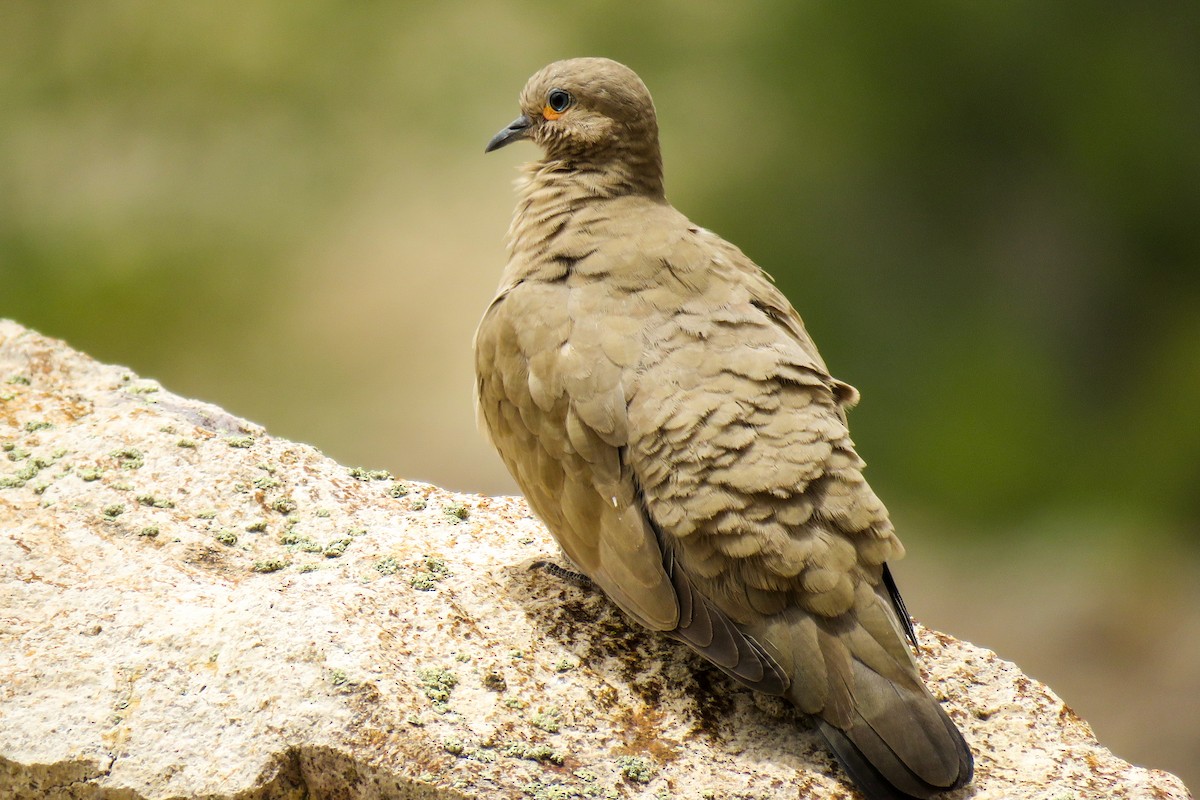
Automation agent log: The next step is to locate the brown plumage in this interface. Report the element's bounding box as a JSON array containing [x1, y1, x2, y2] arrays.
[[475, 57, 973, 800]]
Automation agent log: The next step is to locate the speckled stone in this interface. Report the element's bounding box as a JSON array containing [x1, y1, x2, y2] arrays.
[[0, 319, 1191, 800]]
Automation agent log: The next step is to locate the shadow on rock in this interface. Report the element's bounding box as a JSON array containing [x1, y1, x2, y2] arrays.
[[499, 555, 838, 783]]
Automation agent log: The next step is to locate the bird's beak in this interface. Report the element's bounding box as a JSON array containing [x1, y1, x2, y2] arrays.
[[485, 114, 533, 153]]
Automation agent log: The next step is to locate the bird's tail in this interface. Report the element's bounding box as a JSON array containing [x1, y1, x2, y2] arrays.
[[814, 680, 973, 800], [754, 575, 974, 799]]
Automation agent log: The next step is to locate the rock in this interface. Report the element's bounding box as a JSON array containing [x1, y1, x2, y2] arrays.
[[0, 318, 1191, 800]]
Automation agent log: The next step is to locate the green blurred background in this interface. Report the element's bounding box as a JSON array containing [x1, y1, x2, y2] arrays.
[[3, 1, 1197, 788]]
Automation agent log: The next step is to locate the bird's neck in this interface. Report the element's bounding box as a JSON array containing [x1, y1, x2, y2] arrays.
[[523, 153, 664, 204], [505, 156, 664, 265]]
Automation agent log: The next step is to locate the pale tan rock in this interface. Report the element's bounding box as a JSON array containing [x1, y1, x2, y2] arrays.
[[0, 319, 1191, 800]]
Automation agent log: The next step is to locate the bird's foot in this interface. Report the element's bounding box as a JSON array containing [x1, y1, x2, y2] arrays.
[[530, 560, 593, 588]]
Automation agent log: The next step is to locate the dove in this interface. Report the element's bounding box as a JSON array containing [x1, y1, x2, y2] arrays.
[[474, 57, 973, 800]]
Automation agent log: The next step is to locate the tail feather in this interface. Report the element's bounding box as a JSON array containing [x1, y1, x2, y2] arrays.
[[815, 695, 973, 800], [818, 720, 917, 800], [801, 580, 973, 798], [802, 602, 972, 798], [657, 546, 972, 798]]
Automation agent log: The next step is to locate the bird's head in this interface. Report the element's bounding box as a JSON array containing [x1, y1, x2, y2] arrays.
[[486, 57, 663, 194]]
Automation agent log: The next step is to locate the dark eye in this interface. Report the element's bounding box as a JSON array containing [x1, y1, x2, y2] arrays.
[[547, 89, 572, 113]]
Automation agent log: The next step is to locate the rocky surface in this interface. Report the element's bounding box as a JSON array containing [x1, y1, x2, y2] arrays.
[[0, 319, 1192, 800]]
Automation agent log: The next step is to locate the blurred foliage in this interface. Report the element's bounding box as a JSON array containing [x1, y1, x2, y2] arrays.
[[2, 1, 1198, 542], [581, 3, 1200, 536]]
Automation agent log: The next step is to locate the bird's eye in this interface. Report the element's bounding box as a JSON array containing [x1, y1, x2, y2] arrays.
[[546, 89, 573, 114]]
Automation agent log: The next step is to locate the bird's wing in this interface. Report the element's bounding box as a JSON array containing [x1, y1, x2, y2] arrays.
[[624, 226, 908, 636], [474, 275, 680, 631], [624, 226, 971, 794]]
